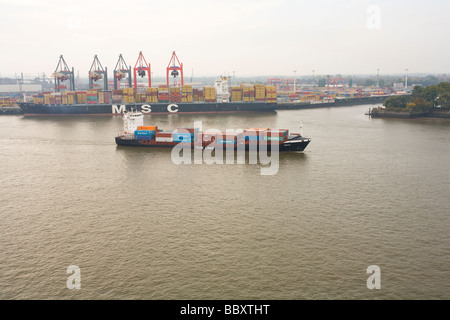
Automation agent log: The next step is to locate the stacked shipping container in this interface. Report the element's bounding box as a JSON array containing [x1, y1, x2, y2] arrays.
[[192, 88, 204, 102], [86, 90, 98, 104], [169, 87, 181, 103], [230, 87, 242, 102], [32, 94, 45, 104], [134, 130, 156, 140], [266, 85, 276, 103], [112, 89, 123, 103], [146, 88, 158, 103], [135, 92, 145, 103], [155, 131, 173, 142], [31, 83, 284, 105], [98, 91, 111, 104], [204, 86, 215, 102], [181, 85, 193, 103], [242, 85, 255, 102], [122, 127, 290, 144], [158, 85, 169, 103], [123, 88, 134, 103], [254, 84, 266, 101]]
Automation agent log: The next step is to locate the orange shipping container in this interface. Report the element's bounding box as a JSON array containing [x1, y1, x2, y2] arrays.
[[138, 126, 158, 131]]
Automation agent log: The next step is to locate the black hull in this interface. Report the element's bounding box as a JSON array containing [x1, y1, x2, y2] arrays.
[[18, 102, 277, 115], [115, 136, 310, 152], [276, 95, 388, 110], [18, 96, 388, 115]]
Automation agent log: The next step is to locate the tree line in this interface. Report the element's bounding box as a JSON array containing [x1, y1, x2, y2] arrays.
[[383, 82, 450, 112]]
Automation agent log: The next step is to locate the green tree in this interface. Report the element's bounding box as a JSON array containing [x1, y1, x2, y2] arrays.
[[437, 93, 450, 109], [384, 95, 410, 109], [412, 85, 424, 97], [422, 86, 440, 107], [385, 82, 450, 111], [437, 82, 450, 92], [423, 75, 439, 86], [410, 97, 432, 111]]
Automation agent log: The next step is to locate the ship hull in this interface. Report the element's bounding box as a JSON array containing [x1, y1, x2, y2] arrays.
[[18, 102, 277, 115], [115, 136, 310, 152]]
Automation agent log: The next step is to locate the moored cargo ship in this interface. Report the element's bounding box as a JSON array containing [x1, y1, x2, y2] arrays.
[[17, 75, 389, 115], [115, 109, 311, 152], [18, 78, 278, 115]]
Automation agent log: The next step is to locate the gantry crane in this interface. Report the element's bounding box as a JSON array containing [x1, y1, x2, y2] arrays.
[[166, 51, 183, 87], [88, 55, 108, 90], [133, 51, 151, 90], [53, 55, 75, 92], [114, 54, 132, 90]]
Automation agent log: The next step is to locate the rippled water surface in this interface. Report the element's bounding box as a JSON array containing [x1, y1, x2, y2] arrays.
[[1, 105, 449, 299]]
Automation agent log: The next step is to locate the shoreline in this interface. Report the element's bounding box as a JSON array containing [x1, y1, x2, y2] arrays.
[[275, 96, 387, 110], [369, 109, 450, 119]]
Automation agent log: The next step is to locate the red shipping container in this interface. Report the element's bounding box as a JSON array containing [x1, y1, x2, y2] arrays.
[[266, 131, 285, 137], [155, 132, 173, 138]]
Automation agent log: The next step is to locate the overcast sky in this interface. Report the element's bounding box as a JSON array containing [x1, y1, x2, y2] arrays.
[[1, 0, 449, 78]]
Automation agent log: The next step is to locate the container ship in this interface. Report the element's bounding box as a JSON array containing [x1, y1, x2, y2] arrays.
[[115, 109, 311, 152], [18, 78, 278, 115]]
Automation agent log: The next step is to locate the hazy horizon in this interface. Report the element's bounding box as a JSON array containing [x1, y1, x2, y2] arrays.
[[1, 0, 449, 78]]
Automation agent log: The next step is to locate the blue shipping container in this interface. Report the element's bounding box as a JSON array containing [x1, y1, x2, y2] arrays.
[[173, 132, 194, 143], [245, 135, 260, 141], [135, 130, 155, 136], [135, 135, 154, 140], [135, 130, 155, 140], [217, 139, 236, 144]]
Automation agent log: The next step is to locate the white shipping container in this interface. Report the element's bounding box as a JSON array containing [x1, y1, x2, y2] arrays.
[[155, 137, 173, 142]]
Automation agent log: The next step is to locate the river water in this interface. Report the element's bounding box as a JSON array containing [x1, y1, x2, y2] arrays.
[[0, 104, 449, 300]]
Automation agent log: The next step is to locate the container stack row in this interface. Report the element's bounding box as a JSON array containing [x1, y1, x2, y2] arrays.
[[266, 86, 277, 103], [134, 125, 158, 140], [132, 127, 290, 143], [32, 85, 280, 105], [158, 85, 169, 103], [123, 88, 134, 103], [254, 84, 266, 102], [242, 85, 255, 102], [169, 87, 181, 103], [204, 86, 216, 103], [146, 88, 158, 103], [181, 85, 193, 103], [230, 87, 242, 102], [192, 88, 204, 102]]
